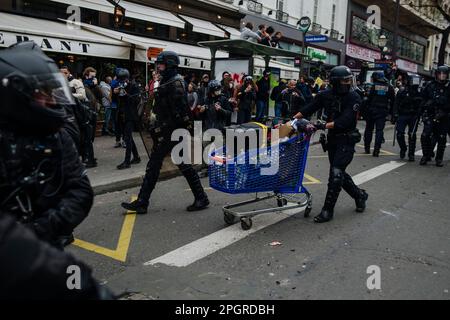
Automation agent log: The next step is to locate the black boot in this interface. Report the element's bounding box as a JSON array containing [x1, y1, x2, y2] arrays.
[[364, 145, 371, 154], [400, 148, 407, 160], [179, 165, 209, 212], [343, 174, 368, 213], [420, 156, 430, 166], [373, 148, 380, 157], [314, 188, 340, 224], [117, 162, 131, 170], [408, 134, 416, 162], [187, 197, 210, 212], [121, 199, 148, 214], [130, 157, 141, 165], [314, 209, 334, 223], [355, 190, 369, 213]]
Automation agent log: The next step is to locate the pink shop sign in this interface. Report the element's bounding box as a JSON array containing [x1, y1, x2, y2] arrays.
[[346, 44, 381, 62]]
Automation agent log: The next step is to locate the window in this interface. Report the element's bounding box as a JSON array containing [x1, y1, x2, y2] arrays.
[[313, 0, 319, 23], [350, 15, 425, 63], [277, 0, 284, 12]]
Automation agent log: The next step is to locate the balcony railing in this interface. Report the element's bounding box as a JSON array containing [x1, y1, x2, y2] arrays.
[[330, 29, 339, 40], [276, 10, 289, 23], [221, 0, 234, 3], [247, 0, 263, 14]]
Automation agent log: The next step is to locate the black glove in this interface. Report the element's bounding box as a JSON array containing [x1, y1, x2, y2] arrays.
[[314, 120, 327, 131]]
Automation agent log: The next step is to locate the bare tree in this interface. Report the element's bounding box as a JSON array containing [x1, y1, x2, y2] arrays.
[[406, 0, 450, 65]]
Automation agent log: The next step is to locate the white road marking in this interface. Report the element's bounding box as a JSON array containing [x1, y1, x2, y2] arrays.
[[144, 161, 408, 267]]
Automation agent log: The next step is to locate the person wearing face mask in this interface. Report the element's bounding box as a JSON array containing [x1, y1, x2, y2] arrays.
[[198, 74, 211, 106], [295, 66, 368, 223], [116, 69, 141, 170], [281, 79, 306, 120], [121, 51, 209, 214], [420, 65, 450, 167], [198, 80, 232, 132], [0, 41, 93, 248], [237, 76, 257, 124]]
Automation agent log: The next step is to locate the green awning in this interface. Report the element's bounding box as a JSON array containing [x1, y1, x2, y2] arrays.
[[198, 39, 307, 58]]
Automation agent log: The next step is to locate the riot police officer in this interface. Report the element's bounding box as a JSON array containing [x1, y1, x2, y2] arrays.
[[420, 65, 450, 167], [296, 66, 368, 223], [363, 71, 396, 157], [394, 75, 422, 161], [0, 42, 93, 249], [0, 213, 112, 300], [121, 51, 209, 214]]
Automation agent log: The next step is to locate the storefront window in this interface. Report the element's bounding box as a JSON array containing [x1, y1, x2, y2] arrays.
[[12, 0, 67, 20], [326, 53, 339, 66]]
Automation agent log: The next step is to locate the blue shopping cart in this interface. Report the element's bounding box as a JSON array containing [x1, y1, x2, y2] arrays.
[[209, 132, 313, 230]]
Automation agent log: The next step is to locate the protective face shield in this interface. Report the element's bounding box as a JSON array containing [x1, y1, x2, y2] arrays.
[[157, 63, 167, 73], [335, 77, 354, 95], [436, 71, 448, 82], [4, 72, 75, 109]]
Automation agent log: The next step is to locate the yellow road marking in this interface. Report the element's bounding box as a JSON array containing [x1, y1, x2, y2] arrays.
[[303, 174, 321, 185], [73, 197, 137, 262]]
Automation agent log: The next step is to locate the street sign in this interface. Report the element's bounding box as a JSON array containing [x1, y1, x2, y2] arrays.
[[298, 16, 311, 33], [305, 35, 329, 43], [147, 47, 164, 60]]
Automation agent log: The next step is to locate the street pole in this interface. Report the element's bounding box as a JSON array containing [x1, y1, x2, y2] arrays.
[[301, 31, 306, 76]]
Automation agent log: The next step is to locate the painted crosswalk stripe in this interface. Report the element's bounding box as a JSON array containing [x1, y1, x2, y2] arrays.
[[144, 160, 408, 268]]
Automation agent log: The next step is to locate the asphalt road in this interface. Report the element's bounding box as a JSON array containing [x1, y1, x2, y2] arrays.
[[67, 127, 450, 300]]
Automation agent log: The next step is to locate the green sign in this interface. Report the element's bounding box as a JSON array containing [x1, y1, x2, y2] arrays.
[[307, 47, 327, 62]]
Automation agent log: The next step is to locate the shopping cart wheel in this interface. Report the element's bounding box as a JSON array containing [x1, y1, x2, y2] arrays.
[[240, 217, 253, 231], [224, 212, 237, 225], [277, 198, 288, 207], [304, 207, 312, 218]]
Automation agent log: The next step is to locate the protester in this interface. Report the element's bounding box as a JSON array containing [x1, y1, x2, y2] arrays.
[[236, 76, 257, 124], [198, 73, 210, 106], [271, 31, 283, 48], [282, 79, 306, 119], [255, 70, 271, 122], [261, 26, 275, 46], [100, 76, 114, 136], [271, 79, 287, 123], [240, 22, 261, 43]]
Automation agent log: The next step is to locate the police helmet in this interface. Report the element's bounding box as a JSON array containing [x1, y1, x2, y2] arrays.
[[156, 51, 180, 69], [208, 80, 222, 92], [116, 68, 130, 81], [0, 41, 70, 135], [329, 66, 354, 95], [435, 65, 449, 82]]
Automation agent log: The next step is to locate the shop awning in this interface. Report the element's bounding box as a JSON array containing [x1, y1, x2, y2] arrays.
[[178, 14, 226, 38], [66, 20, 228, 70], [50, 0, 185, 29], [0, 12, 131, 60], [218, 25, 242, 40]]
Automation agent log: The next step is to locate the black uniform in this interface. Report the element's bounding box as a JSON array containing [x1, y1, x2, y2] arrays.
[[363, 77, 395, 155], [420, 79, 450, 166], [0, 214, 112, 300], [0, 129, 94, 248], [281, 87, 306, 119], [117, 72, 141, 169], [394, 84, 422, 160], [301, 85, 368, 223], [0, 41, 93, 249], [202, 94, 232, 131], [122, 51, 209, 214]]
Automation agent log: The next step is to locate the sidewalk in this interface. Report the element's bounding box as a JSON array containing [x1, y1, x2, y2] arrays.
[[87, 124, 394, 195], [87, 132, 180, 195]]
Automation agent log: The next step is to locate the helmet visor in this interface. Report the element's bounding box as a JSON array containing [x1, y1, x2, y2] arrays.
[[437, 72, 448, 81], [28, 73, 75, 108]]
